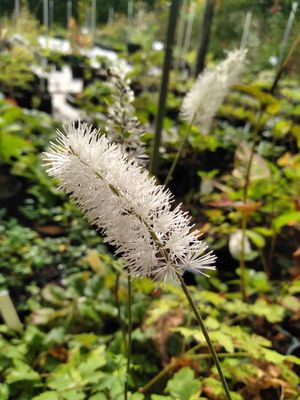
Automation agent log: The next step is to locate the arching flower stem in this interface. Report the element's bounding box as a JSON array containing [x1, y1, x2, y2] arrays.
[[178, 274, 232, 400]]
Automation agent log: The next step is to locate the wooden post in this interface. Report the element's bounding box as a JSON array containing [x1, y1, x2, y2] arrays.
[[91, 0, 97, 44], [67, 0, 72, 28], [43, 0, 49, 35], [194, 0, 215, 76], [150, 0, 181, 175]]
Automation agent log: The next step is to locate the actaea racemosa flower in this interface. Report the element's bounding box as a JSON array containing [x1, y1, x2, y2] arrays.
[[44, 122, 216, 284], [181, 49, 247, 131]]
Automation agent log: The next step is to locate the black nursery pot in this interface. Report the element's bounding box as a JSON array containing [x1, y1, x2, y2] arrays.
[[14, 92, 33, 109], [0, 169, 23, 213], [127, 42, 142, 54], [38, 93, 52, 114], [71, 64, 85, 79]]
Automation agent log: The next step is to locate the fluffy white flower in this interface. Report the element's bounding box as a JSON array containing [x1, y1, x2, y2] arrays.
[[106, 67, 148, 166], [44, 122, 216, 284], [181, 49, 247, 131]]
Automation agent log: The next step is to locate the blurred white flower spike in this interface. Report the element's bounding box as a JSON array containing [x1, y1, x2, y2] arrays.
[[181, 49, 247, 132], [106, 67, 148, 166], [44, 122, 216, 284]]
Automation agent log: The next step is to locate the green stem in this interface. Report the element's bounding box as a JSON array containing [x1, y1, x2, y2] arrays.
[[270, 33, 300, 94], [164, 121, 193, 186], [124, 274, 132, 400], [139, 360, 175, 393], [239, 110, 262, 302], [178, 275, 232, 400], [114, 272, 127, 354], [192, 352, 249, 360], [239, 213, 248, 302], [139, 351, 248, 393]]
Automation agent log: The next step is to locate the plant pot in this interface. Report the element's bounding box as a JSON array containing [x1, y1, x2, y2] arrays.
[[38, 93, 52, 114], [127, 42, 142, 54]]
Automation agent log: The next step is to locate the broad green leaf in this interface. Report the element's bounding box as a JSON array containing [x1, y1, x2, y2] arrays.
[[273, 211, 300, 232], [233, 142, 270, 185], [246, 230, 265, 248], [0, 384, 9, 400], [274, 120, 292, 138], [130, 394, 145, 400], [89, 394, 107, 400], [32, 392, 59, 400], [210, 331, 234, 353], [61, 390, 85, 400], [73, 333, 98, 347], [266, 102, 281, 115], [0, 132, 33, 162], [233, 84, 276, 105], [48, 371, 80, 391], [203, 377, 242, 400], [251, 299, 284, 323], [173, 327, 204, 343]]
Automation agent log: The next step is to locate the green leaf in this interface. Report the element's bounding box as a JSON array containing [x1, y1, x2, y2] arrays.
[[89, 394, 107, 400], [78, 346, 106, 382], [252, 299, 284, 323], [272, 211, 300, 232], [274, 120, 292, 138], [0, 384, 9, 400], [61, 390, 85, 400], [203, 377, 242, 400], [130, 394, 145, 400], [0, 132, 33, 162], [210, 331, 234, 353], [32, 392, 59, 400], [246, 230, 265, 248], [166, 367, 201, 400], [48, 372, 79, 391], [5, 361, 40, 383]]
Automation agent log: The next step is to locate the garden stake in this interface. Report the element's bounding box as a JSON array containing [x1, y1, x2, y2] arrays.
[[178, 275, 232, 400], [150, 0, 180, 175], [124, 274, 132, 400]]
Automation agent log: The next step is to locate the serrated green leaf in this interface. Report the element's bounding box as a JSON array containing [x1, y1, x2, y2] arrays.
[[166, 367, 201, 400]]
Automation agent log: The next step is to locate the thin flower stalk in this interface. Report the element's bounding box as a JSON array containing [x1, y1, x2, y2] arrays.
[[124, 275, 132, 400], [239, 109, 262, 301]]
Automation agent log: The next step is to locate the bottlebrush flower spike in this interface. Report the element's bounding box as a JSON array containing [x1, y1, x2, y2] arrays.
[[181, 49, 247, 131], [44, 122, 216, 284], [106, 67, 148, 166]]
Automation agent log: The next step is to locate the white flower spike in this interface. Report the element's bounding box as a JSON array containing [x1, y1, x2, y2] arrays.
[[106, 67, 148, 166], [181, 49, 247, 131], [44, 122, 216, 284]]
